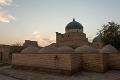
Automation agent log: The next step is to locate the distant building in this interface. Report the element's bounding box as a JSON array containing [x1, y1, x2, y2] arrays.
[[0, 44, 23, 64], [23, 40, 38, 47]]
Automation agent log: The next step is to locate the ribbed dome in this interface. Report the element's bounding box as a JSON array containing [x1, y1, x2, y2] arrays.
[[57, 46, 74, 53], [38, 46, 59, 53], [65, 19, 83, 33], [75, 45, 98, 53], [21, 46, 40, 53], [100, 44, 118, 53]]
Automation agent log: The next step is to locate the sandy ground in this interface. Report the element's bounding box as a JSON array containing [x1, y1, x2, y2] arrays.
[[0, 66, 120, 80], [0, 75, 19, 80]]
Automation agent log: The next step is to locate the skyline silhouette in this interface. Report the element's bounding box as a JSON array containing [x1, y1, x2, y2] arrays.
[[0, 0, 120, 46]]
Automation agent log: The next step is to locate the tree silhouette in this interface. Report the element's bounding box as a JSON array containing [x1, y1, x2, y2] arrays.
[[98, 21, 120, 49], [11, 42, 23, 46]]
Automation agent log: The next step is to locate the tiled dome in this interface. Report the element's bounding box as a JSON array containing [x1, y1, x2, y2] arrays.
[[57, 46, 74, 53], [65, 19, 83, 33], [100, 44, 118, 53], [75, 45, 98, 53], [38, 46, 59, 53], [21, 46, 40, 53]]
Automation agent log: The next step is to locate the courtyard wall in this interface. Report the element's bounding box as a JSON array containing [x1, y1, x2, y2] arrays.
[[78, 53, 107, 72], [0, 45, 11, 64], [107, 53, 120, 70], [12, 50, 120, 74], [12, 52, 81, 75]]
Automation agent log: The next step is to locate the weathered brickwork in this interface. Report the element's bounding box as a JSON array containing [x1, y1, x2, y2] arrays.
[[56, 32, 89, 47], [0, 45, 11, 64], [12, 50, 120, 74], [12, 53, 81, 74], [80, 53, 107, 72], [107, 53, 120, 69]]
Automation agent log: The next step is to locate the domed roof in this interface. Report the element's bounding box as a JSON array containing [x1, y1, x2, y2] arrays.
[[21, 46, 40, 53], [93, 34, 102, 43], [100, 44, 118, 53], [57, 46, 74, 53], [75, 45, 98, 53], [65, 19, 83, 33], [38, 46, 59, 53]]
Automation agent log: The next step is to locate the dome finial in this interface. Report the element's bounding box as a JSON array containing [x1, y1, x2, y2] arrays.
[[73, 18, 75, 21]]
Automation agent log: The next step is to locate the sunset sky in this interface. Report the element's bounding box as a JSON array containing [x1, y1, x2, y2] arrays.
[[0, 0, 120, 46]]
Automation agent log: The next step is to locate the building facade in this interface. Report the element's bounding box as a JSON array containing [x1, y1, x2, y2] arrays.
[[56, 19, 89, 48]]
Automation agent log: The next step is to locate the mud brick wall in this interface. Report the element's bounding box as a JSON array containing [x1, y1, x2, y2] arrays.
[[80, 53, 107, 72], [12, 53, 72, 70], [108, 53, 120, 69], [71, 54, 81, 72]]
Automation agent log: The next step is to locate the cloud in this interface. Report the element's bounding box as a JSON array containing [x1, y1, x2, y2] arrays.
[[0, 0, 13, 6], [0, 0, 15, 23], [87, 35, 97, 42], [32, 31, 56, 47], [0, 11, 15, 23], [32, 31, 41, 38]]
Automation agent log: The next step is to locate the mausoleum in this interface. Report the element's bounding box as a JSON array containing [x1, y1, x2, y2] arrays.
[[11, 19, 120, 75]]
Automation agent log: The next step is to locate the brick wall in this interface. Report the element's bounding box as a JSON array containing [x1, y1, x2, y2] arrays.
[[12, 52, 120, 74], [12, 53, 73, 70], [56, 32, 88, 47], [71, 54, 81, 72], [12, 53, 82, 74], [80, 53, 107, 72], [108, 53, 120, 69], [0, 45, 11, 64]]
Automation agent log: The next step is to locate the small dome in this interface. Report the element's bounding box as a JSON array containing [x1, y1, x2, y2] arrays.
[[47, 43, 57, 47], [38, 46, 59, 53], [100, 44, 118, 53], [21, 46, 40, 53], [75, 45, 98, 53], [57, 46, 74, 53], [93, 34, 102, 43], [65, 19, 83, 33]]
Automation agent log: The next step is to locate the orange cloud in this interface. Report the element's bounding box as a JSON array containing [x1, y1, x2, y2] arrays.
[[0, 0, 15, 23], [32, 31, 56, 47], [0, 0, 13, 6], [0, 11, 15, 23]]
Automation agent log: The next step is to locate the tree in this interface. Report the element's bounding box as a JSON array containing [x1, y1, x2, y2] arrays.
[[11, 42, 23, 46], [98, 21, 120, 49], [10, 42, 24, 53]]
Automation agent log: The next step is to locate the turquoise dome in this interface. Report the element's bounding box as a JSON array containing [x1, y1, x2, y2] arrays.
[[65, 19, 83, 33]]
